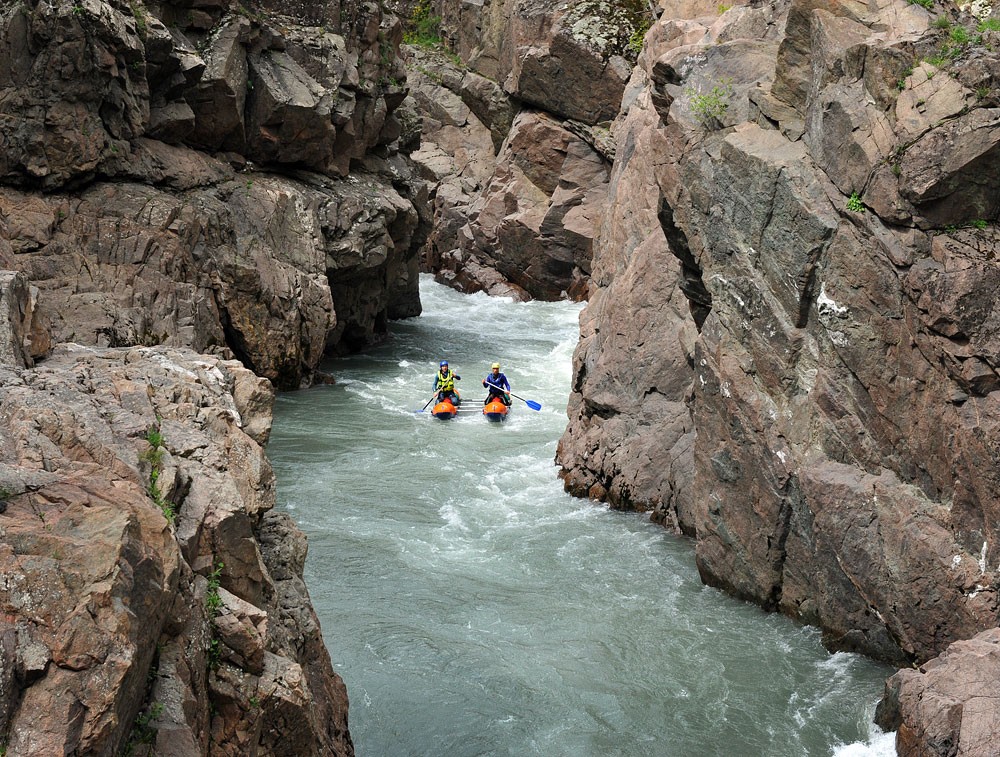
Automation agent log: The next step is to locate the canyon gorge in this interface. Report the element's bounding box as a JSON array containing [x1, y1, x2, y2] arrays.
[[2, 0, 1000, 753]]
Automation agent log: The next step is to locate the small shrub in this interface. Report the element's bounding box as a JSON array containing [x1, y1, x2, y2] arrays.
[[906, 0, 933, 8], [932, 16, 951, 29], [976, 86, 991, 99], [846, 192, 865, 213], [686, 78, 734, 129], [950, 26, 971, 45], [123, 701, 165, 752], [141, 423, 174, 524], [206, 561, 225, 615], [403, 0, 442, 47], [129, 1, 147, 36], [978, 19, 1000, 32], [628, 17, 652, 57], [971, 219, 988, 229]]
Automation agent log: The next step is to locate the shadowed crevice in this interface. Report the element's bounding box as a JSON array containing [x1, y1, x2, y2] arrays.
[[658, 198, 712, 330]]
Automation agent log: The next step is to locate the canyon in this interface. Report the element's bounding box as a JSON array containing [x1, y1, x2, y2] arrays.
[[2, 0, 1000, 753]]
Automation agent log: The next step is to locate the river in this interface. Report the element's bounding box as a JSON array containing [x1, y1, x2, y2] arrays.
[[269, 275, 896, 756]]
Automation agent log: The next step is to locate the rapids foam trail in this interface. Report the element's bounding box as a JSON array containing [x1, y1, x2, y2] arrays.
[[270, 275, 896, 756]]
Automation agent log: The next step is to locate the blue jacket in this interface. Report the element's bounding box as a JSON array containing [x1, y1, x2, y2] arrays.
[[483, 372, 510, 393]]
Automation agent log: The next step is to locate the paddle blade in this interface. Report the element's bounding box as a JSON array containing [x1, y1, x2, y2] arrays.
[[526, 400, 542, 411]]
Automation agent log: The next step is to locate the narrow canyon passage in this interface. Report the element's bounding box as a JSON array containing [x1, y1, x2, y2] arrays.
[[270, 276, 894, 756]]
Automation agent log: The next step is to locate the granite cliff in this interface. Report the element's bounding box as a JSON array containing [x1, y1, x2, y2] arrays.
[[0, 0, 431, 751]]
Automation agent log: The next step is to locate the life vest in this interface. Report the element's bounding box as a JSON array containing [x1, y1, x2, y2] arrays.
[[437, 369, 456, 392]]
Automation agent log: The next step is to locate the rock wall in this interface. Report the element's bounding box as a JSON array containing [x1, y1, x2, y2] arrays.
[[0, 338, 351, 754], [400, 0, 650, 300], [0, 0, 429, 389], [556, 0, 1000, 674], [398, 0, 1000, 750], [0, 0, 437, 751]]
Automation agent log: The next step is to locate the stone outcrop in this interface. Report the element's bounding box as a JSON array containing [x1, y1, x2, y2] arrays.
[[0, 0, 435, 751], [403, 0, 642, 300], [556, 0, 1000, 676], [0, 342, 351, 754], [875, 627, 1000, 756], [0, 0, 428, 389]]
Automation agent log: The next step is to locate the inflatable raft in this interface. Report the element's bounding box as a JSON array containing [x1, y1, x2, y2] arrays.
[[483, 396, 509, 422], [431, 394, 460, 419]]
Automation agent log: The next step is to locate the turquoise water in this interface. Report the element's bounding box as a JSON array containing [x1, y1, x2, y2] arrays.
[[270, 276, 896, 756]]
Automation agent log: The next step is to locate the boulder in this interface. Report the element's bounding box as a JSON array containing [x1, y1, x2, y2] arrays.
[[875, 628, 1000, 756]]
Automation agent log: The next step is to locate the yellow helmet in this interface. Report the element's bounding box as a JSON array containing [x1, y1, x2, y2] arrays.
[[492, 362, 500, 369]]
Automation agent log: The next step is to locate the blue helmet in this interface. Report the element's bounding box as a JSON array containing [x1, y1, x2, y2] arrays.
[[440, 360, 448, 367]]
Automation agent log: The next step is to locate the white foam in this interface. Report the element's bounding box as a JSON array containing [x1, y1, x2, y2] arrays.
[[832, 728, 896, 756]]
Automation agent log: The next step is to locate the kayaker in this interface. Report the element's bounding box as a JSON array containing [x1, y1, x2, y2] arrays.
[[433, 360, 461, 404], [482, 362, 511, 405]]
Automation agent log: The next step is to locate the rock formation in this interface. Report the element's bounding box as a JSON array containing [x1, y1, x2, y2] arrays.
[[401, 0, 646, 300], [0, 0, 429, 390], [0, 0, 437, 750], [551, 0, 1000, 671], [0, 338, 351, 754], [875, 627, 1000, 756]]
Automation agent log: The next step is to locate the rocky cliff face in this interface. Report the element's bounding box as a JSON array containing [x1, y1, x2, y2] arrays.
[[553, 0, 1000, 675], [0, 0, 435, 751], [0, 0, 429, 389], [409, 0, 1000, 749], [0, 289, 350, 753], [401, 0, 650, 300]]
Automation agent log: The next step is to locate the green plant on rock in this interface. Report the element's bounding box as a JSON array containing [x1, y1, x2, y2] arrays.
[[628, 17, 652, 57], [141, 422, 174, 524], [122, 701, 164, 754], [846, 192, 865, 213], [979, 18, 1000, 32], [950, 25, 971, 45], [203, 560, 226, 670], [206, 561, 225, 616], [686, 78, 734, 129], [905, 0, 933, 8], [129, 0, 147, 36], [403, 0, 442, 47]]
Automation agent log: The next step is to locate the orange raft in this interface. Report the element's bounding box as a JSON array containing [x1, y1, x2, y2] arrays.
[[483, 396, 509, 422], [431, 394, 460, 419]]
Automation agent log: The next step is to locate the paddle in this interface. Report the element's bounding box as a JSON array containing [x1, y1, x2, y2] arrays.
[[485, 380, 541, 411], [416, 384, 462, 412], [416, 392, 438, 413], [510, 391, 541, 411]]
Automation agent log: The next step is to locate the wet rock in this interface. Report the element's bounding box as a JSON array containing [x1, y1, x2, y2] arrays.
[[876, 628, 1000, 756]]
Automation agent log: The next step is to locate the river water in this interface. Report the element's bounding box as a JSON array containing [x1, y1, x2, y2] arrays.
[[270, 275, 896, 756]]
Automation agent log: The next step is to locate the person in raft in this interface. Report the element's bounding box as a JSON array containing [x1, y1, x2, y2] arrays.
[[483, 362, 511, 406], [433, 360, 461, 405]]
